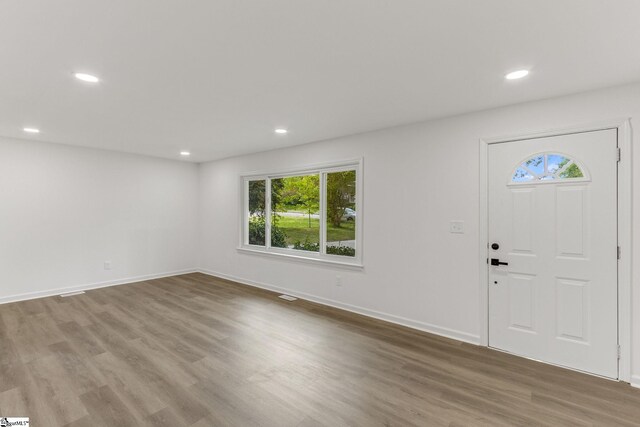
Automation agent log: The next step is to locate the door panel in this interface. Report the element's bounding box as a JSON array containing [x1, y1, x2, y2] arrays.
[[488, 129, 618, 379], [508, 274, 535, 331], [556, 278, 589, 342], [511, 189, 534, 251], [556, 186, 586, 257]]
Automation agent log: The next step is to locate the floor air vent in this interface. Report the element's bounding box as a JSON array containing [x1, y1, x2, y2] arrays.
[[278, 294, 298, 301], [60, 291, 86, 298]]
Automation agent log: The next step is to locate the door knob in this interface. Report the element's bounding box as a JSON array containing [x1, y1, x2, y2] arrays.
[[490, 258, 508, 266]]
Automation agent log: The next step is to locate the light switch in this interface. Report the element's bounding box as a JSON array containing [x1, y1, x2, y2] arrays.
[[450, 221, 464, 234]]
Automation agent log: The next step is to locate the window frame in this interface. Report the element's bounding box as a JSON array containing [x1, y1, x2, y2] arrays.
[[239, 159, 363, 268]]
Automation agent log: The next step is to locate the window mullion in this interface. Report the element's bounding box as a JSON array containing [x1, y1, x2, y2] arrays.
[[319, 172, 326, 256], [356, 165, 361, 262], [243, 179, 249, 246], [265, 177, 272, 249]]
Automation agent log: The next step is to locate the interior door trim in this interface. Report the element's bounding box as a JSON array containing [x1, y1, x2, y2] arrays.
[[478, 118, 632, 382]]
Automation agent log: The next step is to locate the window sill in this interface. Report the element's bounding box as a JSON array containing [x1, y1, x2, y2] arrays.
[[237, 246, 364, 270]]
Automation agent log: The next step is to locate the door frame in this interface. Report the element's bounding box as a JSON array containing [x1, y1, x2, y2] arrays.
[[478, 118, 632, 382]]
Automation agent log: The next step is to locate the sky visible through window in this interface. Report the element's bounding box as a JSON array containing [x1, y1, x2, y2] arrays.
[[512, 153, 584, 182]]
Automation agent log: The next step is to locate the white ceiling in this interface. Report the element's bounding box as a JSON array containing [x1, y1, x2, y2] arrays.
[[2, 0, 640, 162]]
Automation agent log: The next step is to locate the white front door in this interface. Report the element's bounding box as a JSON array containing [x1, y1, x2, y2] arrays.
[[488, 129, 618, 378]]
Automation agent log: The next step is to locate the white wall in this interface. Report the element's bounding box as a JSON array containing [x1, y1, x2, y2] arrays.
[[198, 82, 640, 382], [0, 138, 199, 302]]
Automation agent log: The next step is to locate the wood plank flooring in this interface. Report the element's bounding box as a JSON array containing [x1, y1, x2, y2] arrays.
[[1, 273, 640, 426]]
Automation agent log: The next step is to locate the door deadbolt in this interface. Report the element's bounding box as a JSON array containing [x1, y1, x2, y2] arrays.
[[491, 243, 499, 250]]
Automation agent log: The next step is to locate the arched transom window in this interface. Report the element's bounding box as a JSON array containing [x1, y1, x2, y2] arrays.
[[511, 153, 588, 183]]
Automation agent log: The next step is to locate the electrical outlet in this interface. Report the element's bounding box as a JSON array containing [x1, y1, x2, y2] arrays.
[[335, 275, 342, 287], [450, 221, 464, 234], [104, 261, 112, 270]]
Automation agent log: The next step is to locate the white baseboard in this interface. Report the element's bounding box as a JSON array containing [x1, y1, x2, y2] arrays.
[[632, 375, 640, 389], [198, 268, 480, 345], [0, 268, 198, 305]]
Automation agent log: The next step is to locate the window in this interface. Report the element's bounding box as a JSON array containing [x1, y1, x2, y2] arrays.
[[326, 170, 356, 256], [511, 153, 587, 183], [271, 174, 320, 251], [242, 160, 362, 266], [247, 180, 266, 245]]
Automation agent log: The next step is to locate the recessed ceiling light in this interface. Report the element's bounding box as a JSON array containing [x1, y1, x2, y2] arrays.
[[74, 73, 100, 83], [180, 151, 191, 156], [505, 69, 530, 80], [274, 128, 288, 134], [23, 127, 40, 134]]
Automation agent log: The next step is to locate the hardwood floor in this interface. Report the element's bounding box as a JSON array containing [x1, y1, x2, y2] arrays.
[[1, 273, 639, 426]]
